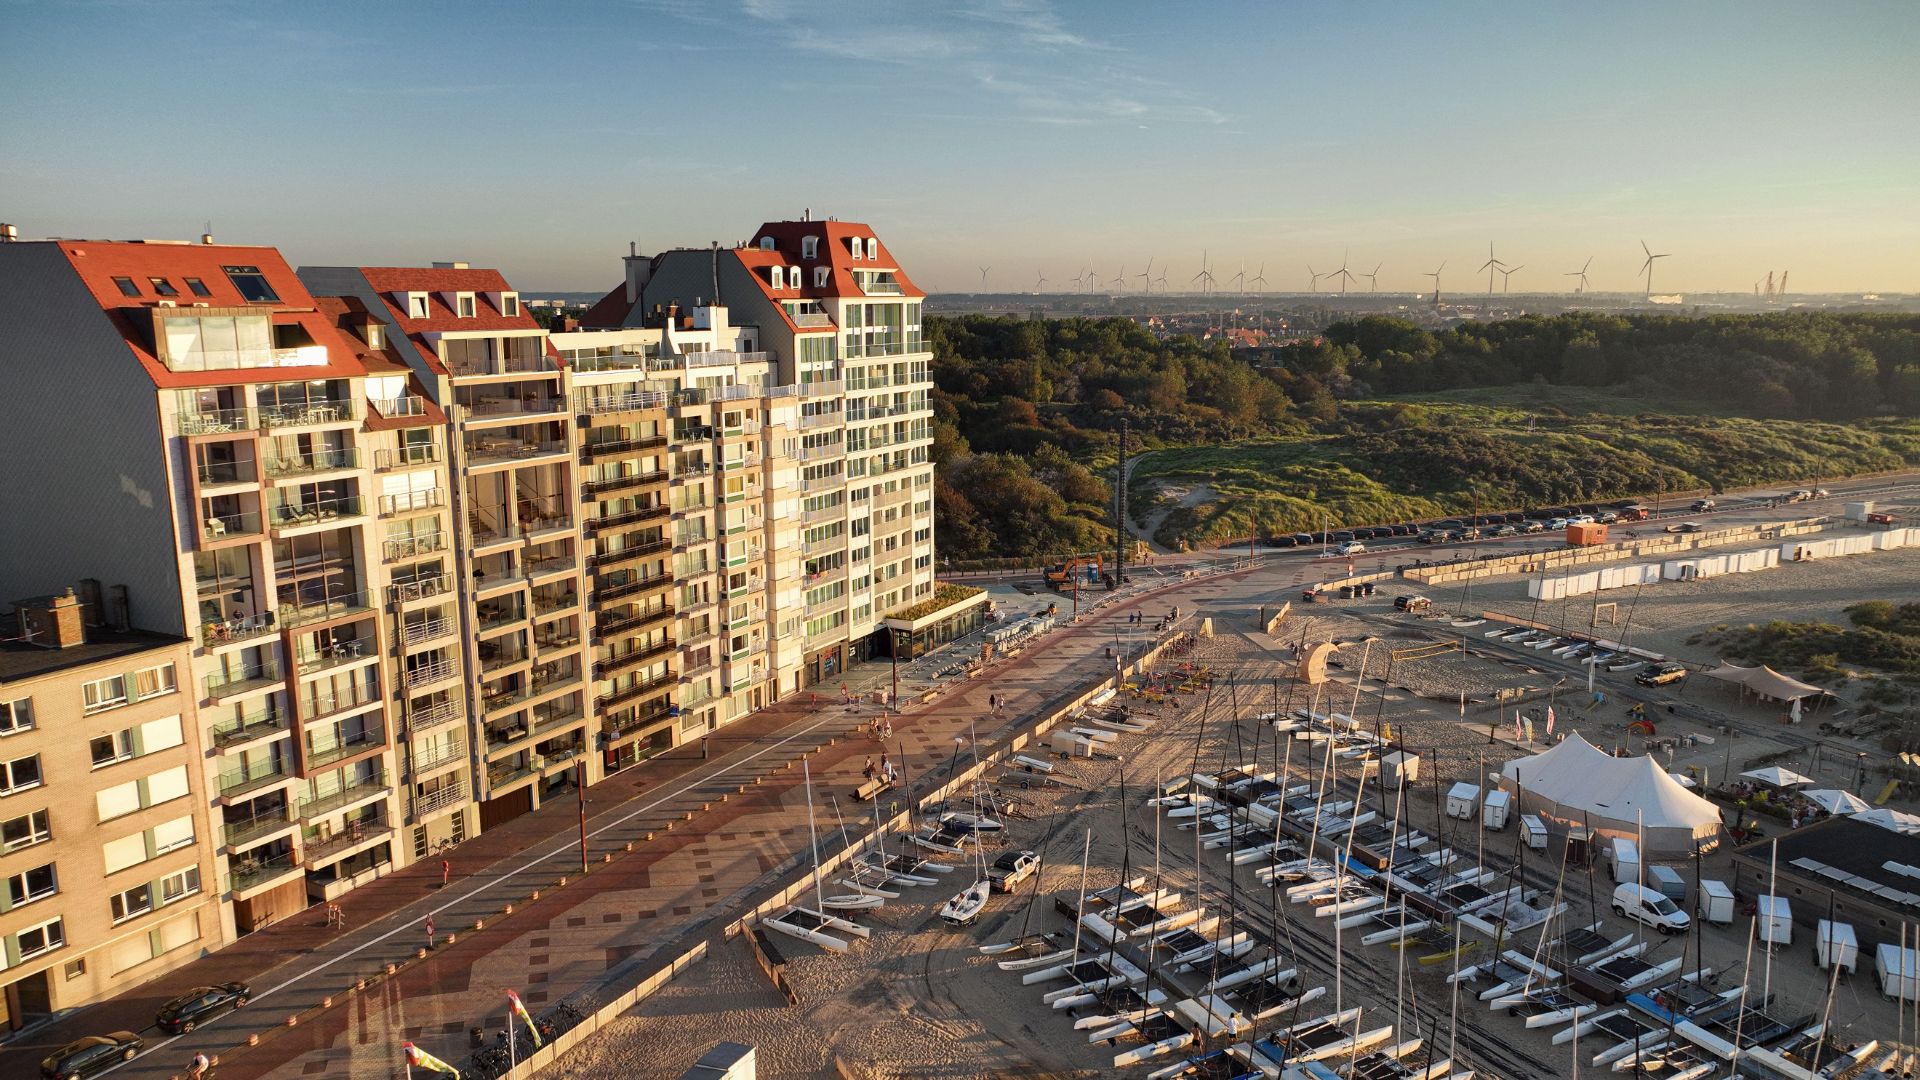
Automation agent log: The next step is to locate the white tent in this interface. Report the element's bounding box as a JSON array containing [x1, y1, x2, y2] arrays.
[[1801, 788, 1871, 815], [1703, 664, 1830, 703], [1855, 808, 1920, 835], [1500, 733, 1724, 856], [1740, 765, 1815, 789]]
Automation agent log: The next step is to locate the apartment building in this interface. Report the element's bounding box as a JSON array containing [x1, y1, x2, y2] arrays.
[[298, 265, 594, 830], [0, 239, 463, 938], [588, 217, 978, 706], [0, 589, 220, 1029]]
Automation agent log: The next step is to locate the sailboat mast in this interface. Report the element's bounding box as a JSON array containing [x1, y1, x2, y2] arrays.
[[803, 758, 826, 911], [1070, 828, 1092, 964], [1763, 837, 1778, 1007]]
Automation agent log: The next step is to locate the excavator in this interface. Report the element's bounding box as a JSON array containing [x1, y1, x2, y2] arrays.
[[1045, 554, 1105, 591]]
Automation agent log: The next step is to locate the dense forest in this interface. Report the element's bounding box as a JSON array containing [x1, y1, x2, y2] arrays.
[[929, 312, 1920, 562]]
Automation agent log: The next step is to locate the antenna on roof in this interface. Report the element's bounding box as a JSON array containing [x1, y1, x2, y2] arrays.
[[804, 207, 812, 222], [710, 240, 721, 307]]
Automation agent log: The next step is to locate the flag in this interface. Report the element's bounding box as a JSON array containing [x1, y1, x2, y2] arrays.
[[1545, 706, 1556, 737], [507, 989, 543, 1048], [405, 1043, 460, 1078], [1514, 714, 1523, 742], [1524, 717, 1535, 743]]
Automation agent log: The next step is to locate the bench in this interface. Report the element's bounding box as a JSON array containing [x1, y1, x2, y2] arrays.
[[853, 777, 893, 802]]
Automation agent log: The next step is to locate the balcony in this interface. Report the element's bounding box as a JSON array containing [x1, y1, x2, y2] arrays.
[[375, 444, 440, 470], [589, 539, 671, 571], [581, 435, 670, 464], [298, 772, 389, 822], [802, 379, 845, 397], [201, 613, 279, 648], [295, 638, 370, 676], [480, 646, 530, 676], [533, 591, 579, 617], [280, 590, 373, 629], [410, 783, 466, 819], [405, 698, 461, 734], [465, 437, 567, 466], [460, 393, 565, 421], [565, 346, 654, 373], [259, 401, 358, 429], [578, 391, 669, 417], [207, 662, 281, 701], [223, 808, 293, 849], [371, 394, 430, 419], [178, 406, 255, 436], [219, 760, 291, 799], [594, 640, 675, 679], [212, 706, 291, 748], [527, 553, 577, 579], [596, 672, 676, 710], [584, 470, 668, 497], [304, 822, 394, 864], [263, 447, 359, 479], [586, 504, 669, 533], [400, 617, 455, 648], [268, 497, 364, 534], [606, 704, 672, 737], [404, 659, 457, 690], [409, 739, 465, 775], [305, 727, 387, 770], [378, 489, 446, 517], [388, 575, 454, 606], [596, 606, 673, 639], [202, 510, 264, 544], [196, 459, 256, 487], [487, 760, 537, 791], [592, 573, 671, 603], [228, 850, 300, 894], [531, 704, 584, 736], [384, 533, 448, 562]]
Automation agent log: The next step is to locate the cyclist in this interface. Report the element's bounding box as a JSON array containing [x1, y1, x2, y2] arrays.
[[187, 1052, 213, 1080]]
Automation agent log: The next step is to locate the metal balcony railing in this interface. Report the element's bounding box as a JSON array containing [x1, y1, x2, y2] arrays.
[[405, 659, 457, 689], [384, 534, 448, 562], [410, 783, 466, 819], [401, 617, 454, 647], [207, 662, 281, 701], [588, 539, 671, 570], [405, 698, 461, 734], [586, 504, 669, 533], [178, 406, 255, 436], [577, 391, 669, 416], [371, 394, 429, 418], [378, 489, 445, 517], [388, 575, 453, 605], [376, 444, 441, 470], [409, 739, 465, 774], [218, 760, 291, 798]]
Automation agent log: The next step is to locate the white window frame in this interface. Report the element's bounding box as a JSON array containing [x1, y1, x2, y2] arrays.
[[457, 293, 476, 318], [110, 882, 154, 924], [91, 729, 136, 769], [132, 663, 177, 699], [14, 916, 65, 960], [408, 294, 429, 318], [158, 866, 201, 904], [865, 237, 878, 260], [5, 862, 58, 908], [801, 236, 818, 260], [501, 293, 519, 317], [83, 674, 128, 714], [2, 809, 51, 852], [814, 266, 830, 288], [0, 755, 42, 796], [0, 699, 32, 736]]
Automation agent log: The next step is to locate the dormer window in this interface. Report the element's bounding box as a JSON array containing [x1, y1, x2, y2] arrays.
[[408, 294, 429, 319], [848, 238, 862, 261], [501, 293, 519, 317], [457, 294, 476, 318], [801, 236, 819, 260], [865, 238, 878, 261], [760, 237, 776, 251], [365, 324, 385, 350], [814, 266, 830, 288], [769, 267, 784, 289]]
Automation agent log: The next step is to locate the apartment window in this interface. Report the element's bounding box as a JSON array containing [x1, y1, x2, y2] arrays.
[[814, 266, 830, 288], [63, 959, 86, 980], [802, 236, 818, 259], [149, 277, 179, 297], [91, 730, 136, 768], [15, 917, 64, 959], [112, 276, 141, 297], [457, 294, 476, 318], [501, 294, 519, 317], [223, 265, 279, 303], [83, 675, 128, 714], [409, 294, 429, 318], [848, 238, 861, 261], [759, 237, 775, 250], [0, 699, 32, 736], [110, 883, 153, 924], [6, 863, 57, 907], [159, 866, 201, 903], [865, 238, 878, 260], [151, 815, 195, 856], [2, 810, 51, 852], [184, 277, 211, 297], [0, 755, 42, 796], [133, 663, 178, 699]]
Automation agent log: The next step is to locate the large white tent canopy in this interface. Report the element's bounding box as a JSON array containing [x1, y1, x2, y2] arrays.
[[1501, 733, 1724, 855], [1702, 663, 1830, 702]]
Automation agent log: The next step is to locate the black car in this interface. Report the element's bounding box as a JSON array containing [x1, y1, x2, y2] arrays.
[[1331, 530, 1355, 542], [1266, 535, 1298, 548], [1389, 524, 1413, 537], [156, 981, 251, 1034], [1503, 511, 1527, 523], [40, 1032, 142, 1079], [1291, 533, 1314, 546]]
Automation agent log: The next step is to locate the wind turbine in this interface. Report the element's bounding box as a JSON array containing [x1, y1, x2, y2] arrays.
[[978, 265, 991, 292], [1033, 270, 1047, 292], [1191, 250, 1216, 295], [1137, 257, 1155, 293], [1360, 261, 1382, 292], [1564, 256, 1593, 294], [1306, 265, 1321, 292], [1323, 250, 1355, 294], [1498, 265, 1524, 293], [1112, 264, 1127, 293], [1250, 263, 1269, 291], [1154, 266, 1169, 292], [1070, 267, 1087, 292], [1086, 268, 1100, 293], [1229, 262, 1246, 293], [1478, 242, 1507, 295], [1424, 261, 1445, 301], [1638, 240, 1671, 296]]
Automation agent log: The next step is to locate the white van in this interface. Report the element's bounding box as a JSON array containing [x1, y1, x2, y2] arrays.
[[1613, 882, 1691, 935]]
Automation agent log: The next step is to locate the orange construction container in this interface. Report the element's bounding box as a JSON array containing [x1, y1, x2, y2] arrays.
[[1567, 522, 1610, 546]]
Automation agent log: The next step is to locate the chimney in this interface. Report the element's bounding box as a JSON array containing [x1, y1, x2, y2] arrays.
[[803, 207, 811, 222], [17, 588, 87, 649], [624, 243, 653, 307], [431, 261, 470, 270], [0, 223, 18, 243]]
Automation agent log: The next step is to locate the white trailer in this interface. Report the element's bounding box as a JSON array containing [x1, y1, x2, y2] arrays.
[[1817, 920, 1858, 974], [1520, 814, 1548, 851], [1697, 879, 1734, 926], [1608, 838, 1640, 884], [1482, 789, 1511, 831], [1756, 894, 1792, 949], [1446, 782, 1479, 820], [1879, 943, 1920, 1001]]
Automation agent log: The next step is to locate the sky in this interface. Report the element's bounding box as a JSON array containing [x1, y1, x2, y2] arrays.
[[4, 0, 1918, 295]]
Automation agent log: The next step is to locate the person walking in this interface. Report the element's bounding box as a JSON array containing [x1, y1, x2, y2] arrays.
[[440, 858, 451, 889]]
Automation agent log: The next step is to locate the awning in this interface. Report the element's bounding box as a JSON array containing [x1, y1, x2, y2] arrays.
[[1702, 663, 1830, 702]]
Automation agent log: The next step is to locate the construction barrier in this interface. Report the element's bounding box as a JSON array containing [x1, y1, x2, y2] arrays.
[[1408, 516, 1829, 588]]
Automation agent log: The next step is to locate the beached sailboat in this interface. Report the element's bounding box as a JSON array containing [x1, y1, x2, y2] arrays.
[[761, 762, 874, 950]]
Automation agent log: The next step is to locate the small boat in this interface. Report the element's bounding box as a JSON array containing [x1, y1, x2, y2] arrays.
[[939, 878, 991, 925], [938, 810, 1003, 833], [1452, 618, 1486, 627], [762, 906, 869, 953], [857, 850, 948, 884]]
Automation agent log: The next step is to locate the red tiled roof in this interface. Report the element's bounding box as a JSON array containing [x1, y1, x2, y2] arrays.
[[358, 266, 541, 334], [580, 284, 633, 329], [749, 220, 925, 299], [54, 241, 370, 389]]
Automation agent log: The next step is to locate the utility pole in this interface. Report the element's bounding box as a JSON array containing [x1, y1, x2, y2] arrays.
[[1114, 419, 1128, 589], [576, 758, 589, 875], [891, 628, 902, 713]]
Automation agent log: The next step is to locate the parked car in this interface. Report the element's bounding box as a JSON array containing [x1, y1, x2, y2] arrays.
[[1331, 530, 1355, 542], [988, 849, 1039, 893], [1692, 498, 1717, 511], [1613, 883, 1692, 935], [1814, 488, 1831, 498], [1520, 521, 1545, 534], [1337, 541, 1366, 556], [1596, 511, 1620, 524], [1490, 524, 1518, 537], [1665, 521, 1704, 533], [1390, 524, 1414, 536], [40, 1033, 143, 1079], [1292, 533, 1314, 546], [156, 982, 252, 1034], [1566, 514, 1596, 526], [1636, 662, 1689, 687], [1266, 535, 1298, 548], [1547, 517, 1569, 530]]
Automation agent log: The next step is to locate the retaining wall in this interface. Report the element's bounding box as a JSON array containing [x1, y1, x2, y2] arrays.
[[1405, 517, 1829, 588]]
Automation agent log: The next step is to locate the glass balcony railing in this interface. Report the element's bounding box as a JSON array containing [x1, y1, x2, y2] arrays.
[[201, 612, 278, 647], [279, 590, 373, 628], [263, 447, 359, 478], [227, 850, 299, 893], [259, 401, 358, 428], [218, 759, 291, 798], [370, 394, 429, 418], [268, 497, 364, 531], [207, 662, 281, 700], [306, 727, 386, 769], [202, 510, 263, 542], [223, 808, 292, 849], [212, 706, 290, 748], [378, 489, 445, 517], [298, 772, 389, 821]]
